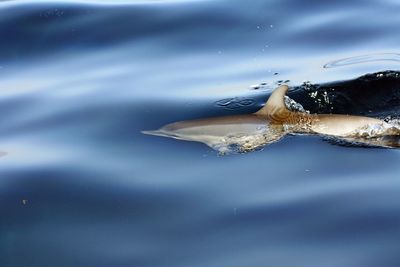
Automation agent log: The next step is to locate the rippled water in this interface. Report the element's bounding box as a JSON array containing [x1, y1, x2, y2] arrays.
[[1, 0, 400, 266]]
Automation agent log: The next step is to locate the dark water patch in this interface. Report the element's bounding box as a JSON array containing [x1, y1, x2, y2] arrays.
[[287, 70, 400, 117], [214, 70, 400, 118]]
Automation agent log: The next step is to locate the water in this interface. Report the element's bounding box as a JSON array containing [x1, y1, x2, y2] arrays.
[[1, 0, 400, 266]]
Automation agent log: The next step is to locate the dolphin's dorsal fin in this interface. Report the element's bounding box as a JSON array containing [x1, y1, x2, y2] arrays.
[[255, 85, 291, 121]]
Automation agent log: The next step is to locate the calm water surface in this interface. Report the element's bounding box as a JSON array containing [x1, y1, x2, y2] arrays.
[[1, 0, 400, 266]]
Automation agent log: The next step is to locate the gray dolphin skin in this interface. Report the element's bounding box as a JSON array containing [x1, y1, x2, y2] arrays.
[[143, 85, 400, 153]]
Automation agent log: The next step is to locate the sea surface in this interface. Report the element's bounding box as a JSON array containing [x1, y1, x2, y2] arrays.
[[1, 0, 400, 266]]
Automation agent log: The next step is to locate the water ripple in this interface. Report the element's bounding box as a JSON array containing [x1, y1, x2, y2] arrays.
[[215, 97, 255, 110], [324, 53, 400, 68]]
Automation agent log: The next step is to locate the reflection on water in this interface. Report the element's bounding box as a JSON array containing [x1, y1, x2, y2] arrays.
[[1, 0, 400, 266]]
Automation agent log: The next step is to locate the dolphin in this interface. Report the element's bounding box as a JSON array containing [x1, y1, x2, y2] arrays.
[[143, 85, 400, 153]]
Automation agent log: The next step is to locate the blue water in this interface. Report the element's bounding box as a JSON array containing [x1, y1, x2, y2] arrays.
[[1, 0, 400, 266]]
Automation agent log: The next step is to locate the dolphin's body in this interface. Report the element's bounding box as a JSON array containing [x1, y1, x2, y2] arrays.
[[143, 85, 400, 153]]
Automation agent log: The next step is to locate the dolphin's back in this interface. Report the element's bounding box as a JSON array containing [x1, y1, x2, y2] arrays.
[[144, 114, 286, 153], [311, 114, 386, 136], [162, 114, 269, 136]]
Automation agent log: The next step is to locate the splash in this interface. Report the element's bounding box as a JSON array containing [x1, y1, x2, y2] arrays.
[[284, 96, 308, 113], [352, 122, 400, 138], [211, 125, 285, 155], [322, 119, 400, 148]]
